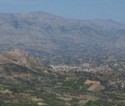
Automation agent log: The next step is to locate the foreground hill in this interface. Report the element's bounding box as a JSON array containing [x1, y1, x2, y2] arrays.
[[0, 49, 44, 70], [0, 12, 125, 55]]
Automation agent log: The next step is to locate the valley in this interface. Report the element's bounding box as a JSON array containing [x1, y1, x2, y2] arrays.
[[0, 49, 125, 106], [0, 11, 125, 106]]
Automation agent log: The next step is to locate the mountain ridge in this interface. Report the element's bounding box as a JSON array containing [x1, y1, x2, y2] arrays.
[[0, 11, 125, 55]]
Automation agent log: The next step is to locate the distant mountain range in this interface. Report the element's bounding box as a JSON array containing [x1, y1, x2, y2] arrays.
[[0, 11, 125, 55]]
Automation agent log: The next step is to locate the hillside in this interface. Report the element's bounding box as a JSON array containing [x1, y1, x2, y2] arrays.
[[0, 49, 44, 70], [0, 12, 125, 55], [0, 49, 125, 106]]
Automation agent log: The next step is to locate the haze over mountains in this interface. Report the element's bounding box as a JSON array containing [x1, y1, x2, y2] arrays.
[[0, 11, 125, 55]]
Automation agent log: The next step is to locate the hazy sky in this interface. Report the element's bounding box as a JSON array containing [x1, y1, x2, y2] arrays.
[[0, 0, 124, 22]]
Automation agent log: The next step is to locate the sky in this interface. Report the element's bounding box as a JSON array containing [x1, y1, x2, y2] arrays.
[[0, 0, 124, 22]]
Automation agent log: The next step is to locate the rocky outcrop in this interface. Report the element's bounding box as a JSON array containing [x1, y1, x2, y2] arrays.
[[0, 49, 43, 70]]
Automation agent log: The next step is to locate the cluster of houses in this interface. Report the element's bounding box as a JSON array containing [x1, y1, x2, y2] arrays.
[[50, 63, 96, 72]]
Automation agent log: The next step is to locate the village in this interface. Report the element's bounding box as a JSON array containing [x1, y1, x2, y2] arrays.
[[50, 63, 96, 72]]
